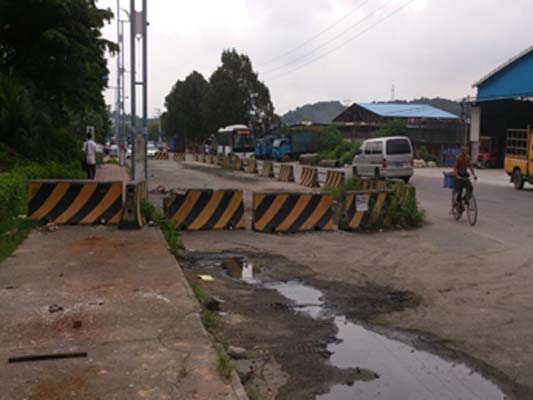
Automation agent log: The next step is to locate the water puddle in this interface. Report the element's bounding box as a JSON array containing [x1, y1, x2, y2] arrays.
[[222, 256, 256, 282], [197, 254, 506, 399], [266, 280, 505, 400]]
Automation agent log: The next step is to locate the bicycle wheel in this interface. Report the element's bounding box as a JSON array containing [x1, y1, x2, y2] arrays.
[[466, 194, 478, 226], [451, 192, 462, 220]]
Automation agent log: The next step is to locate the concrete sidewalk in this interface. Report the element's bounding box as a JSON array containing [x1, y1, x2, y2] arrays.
[[0, 226, 243, 400]]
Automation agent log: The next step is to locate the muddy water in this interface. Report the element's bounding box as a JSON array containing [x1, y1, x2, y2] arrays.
[[266, 281, 505, 400]]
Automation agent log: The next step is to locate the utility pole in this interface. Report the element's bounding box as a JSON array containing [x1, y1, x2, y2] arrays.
[[130, 0, 136, 179], [142, 0, 148, 181], [129, 0, 148, 181], [115, 0, 120, 145]]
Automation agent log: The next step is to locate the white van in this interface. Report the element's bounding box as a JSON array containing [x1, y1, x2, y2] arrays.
[[352, 136, 414, 182]]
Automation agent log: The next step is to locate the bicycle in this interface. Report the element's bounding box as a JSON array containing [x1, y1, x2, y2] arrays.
[[443, 173, 478, 226]]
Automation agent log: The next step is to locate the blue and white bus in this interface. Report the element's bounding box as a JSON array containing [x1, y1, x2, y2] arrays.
[[215, 124, 255, 158]]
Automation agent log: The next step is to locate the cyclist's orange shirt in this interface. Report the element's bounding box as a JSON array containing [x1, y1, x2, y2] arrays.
[[455, 153, 472, 176]]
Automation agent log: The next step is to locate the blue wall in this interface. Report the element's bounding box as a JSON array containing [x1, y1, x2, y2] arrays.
[[477, 51, 533, 101]]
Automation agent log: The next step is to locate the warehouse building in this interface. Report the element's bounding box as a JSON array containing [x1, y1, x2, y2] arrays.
[[470, 46, 533, 167], [333, 103, 462, 166]]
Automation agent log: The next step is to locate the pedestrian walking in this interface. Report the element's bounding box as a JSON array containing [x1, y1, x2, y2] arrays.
[[83, 132, 97, 180]]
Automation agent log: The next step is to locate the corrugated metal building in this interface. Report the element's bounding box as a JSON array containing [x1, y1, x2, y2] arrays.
[[470, 47, 533, 167], [333, 102, 462, 165]]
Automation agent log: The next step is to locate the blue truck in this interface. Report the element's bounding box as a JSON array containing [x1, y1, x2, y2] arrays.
[[254, 135, 280, 159], [272, 131, 320, 161]]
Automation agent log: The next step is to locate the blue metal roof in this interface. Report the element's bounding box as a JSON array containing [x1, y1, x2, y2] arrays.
[[356, 103, 458, 119], [474, 47, 533, 102]]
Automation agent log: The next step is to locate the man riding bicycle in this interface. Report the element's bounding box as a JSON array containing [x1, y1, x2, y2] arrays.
[[454, 145, 477, 210]]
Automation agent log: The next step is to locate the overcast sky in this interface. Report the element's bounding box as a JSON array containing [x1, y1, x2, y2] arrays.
[[98, 0, 533, 117]]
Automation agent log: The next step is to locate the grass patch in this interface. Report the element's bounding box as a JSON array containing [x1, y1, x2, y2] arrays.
[[141, 198, 183, 252], [0, 217, 39, 262], [190, 282, 209, 306], [215, 344, 233, 379], [202, 309, 218, 333], [0, 159, 85, 262]]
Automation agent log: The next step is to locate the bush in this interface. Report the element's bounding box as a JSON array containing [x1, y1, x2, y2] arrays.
[[417, 145, 436, 162], [323, 177, 424, 230], [318, 126, 343, 151], [0, 159, 85, 261]]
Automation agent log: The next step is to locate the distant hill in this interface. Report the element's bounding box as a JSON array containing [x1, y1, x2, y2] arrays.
[[281, 98, 462, 125], [281, 101, 347, 124]]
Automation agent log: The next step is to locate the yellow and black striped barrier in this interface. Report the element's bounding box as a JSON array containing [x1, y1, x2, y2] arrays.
[[252, 192, 334, 233], [120, 179, 147, 229], [164, 189, 245, 231], [277, 164, 295, 182], [28, 180, 123, 225], [261, 161, 274, 178], [173, 153, 185, 162], [154, 151, 169, 160], [246, 159, 258, 174], [339, 190, 390, 231], [300, 166, 320, 188], [324, 170, 345, 188], [234, 158, 244, 171]]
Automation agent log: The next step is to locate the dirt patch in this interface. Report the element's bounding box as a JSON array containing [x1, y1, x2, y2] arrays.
[[178, 250, 417, 399]]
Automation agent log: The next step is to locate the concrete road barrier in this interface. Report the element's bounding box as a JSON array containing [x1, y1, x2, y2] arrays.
[[28, 180, 123, 225], [246, 159, 258, 174], [155, 151, 169, 160], [261, 161, 275, 178], [234, 158, 244, 171], [164, 189, 245, 231], [173, 153, 185, 162], [300, 166, 320, 188], [339, 190, 390, 231], [277, 164, 295, 182], [252, 192, 334, 233], [200, 153, 206, 163], [193, 153, 200, 162], [120, 179, 147, 229], [324, 170, 345, 189]]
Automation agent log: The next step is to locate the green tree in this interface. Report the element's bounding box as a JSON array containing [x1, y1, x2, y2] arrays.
[[0, 0, 115, 148], [148, 119, 160, 141], [205, 49, 275, 134], [376, 119, 408, 137], [0, 71, 79, 163], [164, 71, 210, 150]]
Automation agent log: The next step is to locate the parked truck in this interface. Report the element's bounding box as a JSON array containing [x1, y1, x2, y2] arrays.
[[504, 126, 533, 189], [254, 134, 280, 159], [272, 131, 320, 161]]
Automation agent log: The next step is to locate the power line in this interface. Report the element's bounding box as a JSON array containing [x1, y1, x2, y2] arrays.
[[267, 0, 416, 82], [261, 0, 393, 76], [258, 0, 372, 67]]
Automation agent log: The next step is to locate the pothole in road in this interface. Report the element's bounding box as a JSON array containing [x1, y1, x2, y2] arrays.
[[181, 251, 508, 400]]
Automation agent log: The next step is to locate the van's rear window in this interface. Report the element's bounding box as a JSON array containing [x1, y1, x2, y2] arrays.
[[386, 139, 411, 155]]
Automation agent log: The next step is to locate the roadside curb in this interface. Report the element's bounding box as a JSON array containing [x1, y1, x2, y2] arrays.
[[230, 370, 249, 400], [166, 235, 249, 400]]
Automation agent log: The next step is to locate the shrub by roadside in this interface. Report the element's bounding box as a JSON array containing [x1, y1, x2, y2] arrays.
[[323, 176, 425, 229], [0, 160, 85, 261]]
